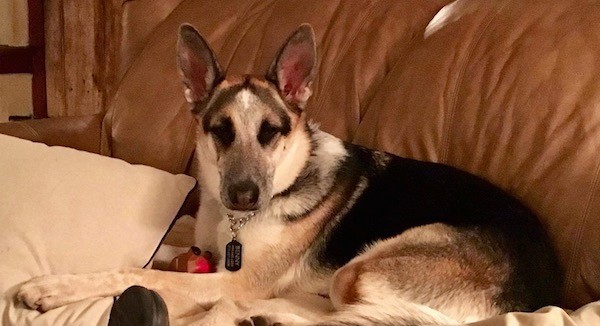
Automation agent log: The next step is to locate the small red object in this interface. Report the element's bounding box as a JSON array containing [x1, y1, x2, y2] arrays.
[[192, 256, 213, 273], [168, 246, 215, 273]]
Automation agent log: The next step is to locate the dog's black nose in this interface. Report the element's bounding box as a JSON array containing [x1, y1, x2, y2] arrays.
[[228, 180, 259, 211]]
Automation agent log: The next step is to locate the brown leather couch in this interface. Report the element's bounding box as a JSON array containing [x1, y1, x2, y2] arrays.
[[2, 0, 600, 323]]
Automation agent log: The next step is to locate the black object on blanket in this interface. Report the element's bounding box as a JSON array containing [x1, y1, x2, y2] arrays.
[[109, 285, 169, 326]]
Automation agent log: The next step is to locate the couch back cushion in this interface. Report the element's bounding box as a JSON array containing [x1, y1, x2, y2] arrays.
[[354, 0, 600, 308], [102, 0, 453, 174]]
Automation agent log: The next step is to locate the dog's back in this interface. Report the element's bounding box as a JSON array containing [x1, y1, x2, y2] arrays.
[[312, 142, 562, 315]]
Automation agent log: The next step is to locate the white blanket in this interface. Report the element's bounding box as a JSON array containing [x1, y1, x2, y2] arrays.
[[162, 292, 333, 326], [158, 289, 600, 326]]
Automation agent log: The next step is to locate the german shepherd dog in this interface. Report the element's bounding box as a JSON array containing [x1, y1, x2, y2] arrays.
[[18, 24, 562, 325]]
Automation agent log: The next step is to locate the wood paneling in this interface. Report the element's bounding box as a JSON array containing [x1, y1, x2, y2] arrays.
[[44, 0, 66, 117], [45, 0, 123, 117]]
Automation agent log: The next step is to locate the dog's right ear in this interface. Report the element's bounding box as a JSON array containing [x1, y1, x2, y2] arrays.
[[266, 24, 317, 110], [177, 24, 223, 106]]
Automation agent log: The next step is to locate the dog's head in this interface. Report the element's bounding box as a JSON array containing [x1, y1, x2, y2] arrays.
[[177, 24, 317, 212]]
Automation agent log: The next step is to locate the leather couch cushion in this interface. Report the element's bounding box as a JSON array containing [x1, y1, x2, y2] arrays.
[[118, 0, 186, 81], [354, 0, 600, 308], [0, 114, 103, 154]]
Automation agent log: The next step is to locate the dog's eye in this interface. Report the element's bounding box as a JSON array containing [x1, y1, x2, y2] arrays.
[[258, 121, 281, 145], [209, 119, 235, 146]]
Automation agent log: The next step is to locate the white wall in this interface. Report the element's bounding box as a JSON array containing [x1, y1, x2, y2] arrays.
[[0, 0, 32, 122]]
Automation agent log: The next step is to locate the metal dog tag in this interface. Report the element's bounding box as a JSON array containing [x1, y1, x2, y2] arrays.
[[225, 240, 243, 271]]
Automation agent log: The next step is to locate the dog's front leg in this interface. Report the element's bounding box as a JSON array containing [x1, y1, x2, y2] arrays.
[[18, 268, 266, 312]]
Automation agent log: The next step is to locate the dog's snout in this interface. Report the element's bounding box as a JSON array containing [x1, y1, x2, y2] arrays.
[[228, 180, 259, 211]]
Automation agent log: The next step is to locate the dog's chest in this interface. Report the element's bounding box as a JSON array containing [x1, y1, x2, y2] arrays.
[[215, 213, 287, 270], [195, 200, 329, 294]]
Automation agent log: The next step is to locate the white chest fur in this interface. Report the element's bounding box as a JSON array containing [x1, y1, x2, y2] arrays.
[[194, 202, 329, 296], [215, 211, 286, 270], [195, 202, 287, 270]]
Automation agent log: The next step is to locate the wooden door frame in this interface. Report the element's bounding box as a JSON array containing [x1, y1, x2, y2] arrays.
[[0, 0, 47, 118]]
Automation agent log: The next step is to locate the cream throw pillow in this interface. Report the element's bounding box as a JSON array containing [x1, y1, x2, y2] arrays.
[[0, 134, 196, 325]]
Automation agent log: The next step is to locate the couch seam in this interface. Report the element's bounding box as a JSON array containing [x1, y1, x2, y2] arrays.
[[105, 0, 195, 158], [18, 121, 41, 140], [440, 3, 505, 163], [564, 154, 600, 301], [107, 98, 116, 156], [116, 0, 184, 89]]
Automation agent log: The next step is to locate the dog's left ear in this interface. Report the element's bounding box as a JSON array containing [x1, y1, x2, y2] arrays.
[[266, 24, 317, 109]]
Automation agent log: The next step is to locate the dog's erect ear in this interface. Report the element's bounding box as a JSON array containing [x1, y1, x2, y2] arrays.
[[177, 24, 222, 105], [266, 24, 317, 109]]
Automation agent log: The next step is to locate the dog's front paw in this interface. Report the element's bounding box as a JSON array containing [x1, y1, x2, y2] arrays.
[[237, 316, 278, 326], [237, 314, 309, 326], [18, 275, 81, 312]]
